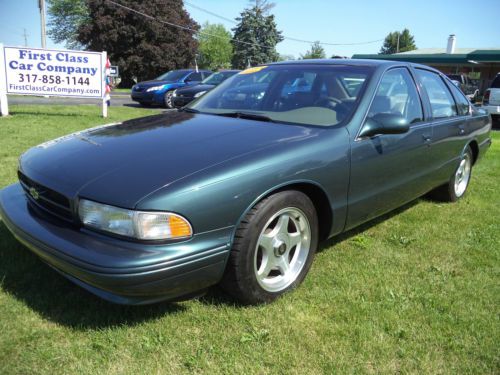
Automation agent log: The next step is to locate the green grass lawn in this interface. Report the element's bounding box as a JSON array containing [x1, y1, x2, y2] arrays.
[[0, 106, 498, 374], [111, 88, 132, 94]]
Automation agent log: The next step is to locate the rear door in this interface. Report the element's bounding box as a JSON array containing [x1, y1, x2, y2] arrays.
[[413, 68, 466, 186], [346, 67, 433, 229]]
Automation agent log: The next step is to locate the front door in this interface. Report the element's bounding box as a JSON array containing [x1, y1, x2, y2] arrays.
[[346, 67, 433, 230]]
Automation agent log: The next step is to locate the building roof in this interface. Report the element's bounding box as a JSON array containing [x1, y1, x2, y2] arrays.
[[352, 48, 500, 64]]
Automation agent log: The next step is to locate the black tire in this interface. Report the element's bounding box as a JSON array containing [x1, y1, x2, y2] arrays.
[[429, 146, 473, 202], [163, 90, 175, 109], [220, 191, 318, 305]]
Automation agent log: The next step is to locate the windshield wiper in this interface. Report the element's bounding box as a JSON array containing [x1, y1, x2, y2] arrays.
[[214, 112, 275, 122]]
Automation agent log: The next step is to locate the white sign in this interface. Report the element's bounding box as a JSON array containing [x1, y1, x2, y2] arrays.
[[3, 46, 104, 98]]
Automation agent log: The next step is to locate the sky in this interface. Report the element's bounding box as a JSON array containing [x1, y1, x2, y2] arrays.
[[0, 0, 499, 58]]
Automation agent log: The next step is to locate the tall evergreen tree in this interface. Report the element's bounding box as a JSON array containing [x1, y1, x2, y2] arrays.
[[379, 29, 417, 54], [74, 0, 198, 86], [231, 0, 283, 68], [300, 41, 326, 59]]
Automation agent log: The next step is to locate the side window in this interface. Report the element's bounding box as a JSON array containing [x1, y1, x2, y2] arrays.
[[416, 69, 458, 119], [187, 72, 203, 82], [447, 80, 471, 116], [368, 68, 423, 124]]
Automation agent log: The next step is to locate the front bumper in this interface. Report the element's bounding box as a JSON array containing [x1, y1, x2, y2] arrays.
[[173, 96, 194, 108], [0, 183, 231, 304], [131, 90, 163, 105]]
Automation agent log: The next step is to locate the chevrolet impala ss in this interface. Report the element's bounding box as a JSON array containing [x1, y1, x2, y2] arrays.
[[0, 60, 492, 305]]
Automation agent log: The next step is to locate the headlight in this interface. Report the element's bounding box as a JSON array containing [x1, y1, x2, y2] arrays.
[[194, 90, 207, 98], [146, 85, 165, 92], [78, 199, 192, 241]]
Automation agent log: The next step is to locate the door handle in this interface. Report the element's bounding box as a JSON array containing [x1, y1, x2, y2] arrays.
[[422, 134, 432, 143], [459, 126, 466, 135]]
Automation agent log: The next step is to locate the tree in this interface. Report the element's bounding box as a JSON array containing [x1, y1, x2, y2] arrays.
[[49, 0, 199, 86], [278, 54, 295, 61], [300, 41, 325, 59], [379, 29, 417, 55], [198, 22, 233, 70], [47, 0, 89, 49], [231, 0, 283, 68]]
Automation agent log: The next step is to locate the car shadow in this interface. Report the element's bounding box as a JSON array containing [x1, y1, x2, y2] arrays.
[[317, 198, 420, 252], [122, 103, 165, 110], [0, 222, 186, 330]]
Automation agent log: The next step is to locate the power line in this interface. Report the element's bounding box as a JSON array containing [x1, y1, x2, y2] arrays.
[[184, 0, 383, 46], [106, 0, 275, 50]]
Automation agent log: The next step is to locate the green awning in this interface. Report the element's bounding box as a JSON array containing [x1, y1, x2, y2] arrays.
[[352, 50, 500, 64]]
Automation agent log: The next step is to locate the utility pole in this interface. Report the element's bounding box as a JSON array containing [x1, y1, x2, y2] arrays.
[[23, 28, 28, 47], [39, 0, 47, 49], [396, 33, 400, 53]]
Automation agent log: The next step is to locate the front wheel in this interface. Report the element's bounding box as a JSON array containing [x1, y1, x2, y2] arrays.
[[429, 146, 473, 202], [163, 90, 175, 108], [221, 191, 318, 305]]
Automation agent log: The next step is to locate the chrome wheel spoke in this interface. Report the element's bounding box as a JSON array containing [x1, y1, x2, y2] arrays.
[[276, 256, 290, 275], [258, 232, 275, 256], [257, 255, 274, 278], [288, 231, 302, 250], [274, 214, 290, 235]]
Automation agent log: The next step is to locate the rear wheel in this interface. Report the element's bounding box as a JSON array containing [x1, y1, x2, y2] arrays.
[[221, 191, 318, 305], [429, 146, 473, 202]]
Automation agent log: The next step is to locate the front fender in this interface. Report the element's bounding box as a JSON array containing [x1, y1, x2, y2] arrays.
[[136, 127, 351, 240]]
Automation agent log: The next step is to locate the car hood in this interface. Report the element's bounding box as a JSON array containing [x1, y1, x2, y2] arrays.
[[176, 84, 216, 96], [19, 112, 319, 208]]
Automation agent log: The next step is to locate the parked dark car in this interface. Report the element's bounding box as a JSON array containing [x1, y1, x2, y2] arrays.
[[173, 70, 240, 108], [0, 60, 491, 305], [131, 69, 212, 108]]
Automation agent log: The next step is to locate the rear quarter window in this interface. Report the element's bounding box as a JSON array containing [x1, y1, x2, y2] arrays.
[[416, 69, 458, 119]]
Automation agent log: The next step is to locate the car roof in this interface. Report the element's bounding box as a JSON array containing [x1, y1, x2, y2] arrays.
[[267, 58, 441, 73], [175, 69, 212, 72]]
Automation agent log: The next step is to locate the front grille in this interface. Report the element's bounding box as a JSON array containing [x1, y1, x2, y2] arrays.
[[18, 171, 74, 222]]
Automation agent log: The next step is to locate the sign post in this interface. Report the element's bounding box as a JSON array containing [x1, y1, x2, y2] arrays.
[[0, 44, 9, 117], [102, 51, 108, 118]]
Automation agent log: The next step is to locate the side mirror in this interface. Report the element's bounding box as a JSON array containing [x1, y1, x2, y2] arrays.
[[359, 113, 410, 138]]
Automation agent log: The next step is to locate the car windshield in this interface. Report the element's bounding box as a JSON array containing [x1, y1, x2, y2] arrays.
[[155, 70, 189, 81], [202, 71, 238, 85], [491, 75, 500, 88], [188, 64, 373, 126]]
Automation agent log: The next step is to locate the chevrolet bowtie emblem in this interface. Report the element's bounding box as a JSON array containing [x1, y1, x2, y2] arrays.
[[29, 187, 40, 200]]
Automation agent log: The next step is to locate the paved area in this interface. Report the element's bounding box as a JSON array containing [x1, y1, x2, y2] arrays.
[[6, 93, 163, 110]]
